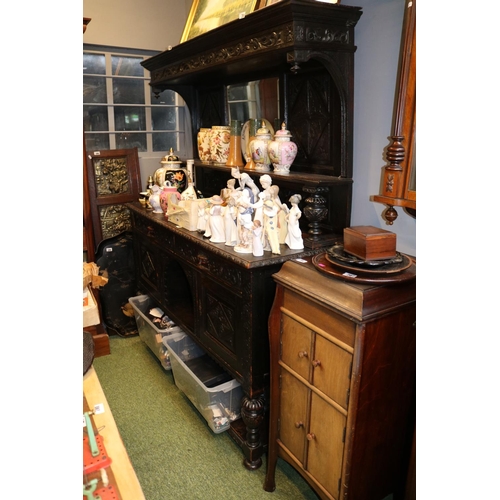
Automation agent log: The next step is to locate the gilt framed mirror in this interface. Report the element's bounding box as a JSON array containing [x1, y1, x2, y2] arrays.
[[372, 0, 416, 224]]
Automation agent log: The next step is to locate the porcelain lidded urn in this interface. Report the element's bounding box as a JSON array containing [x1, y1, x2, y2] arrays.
[[249, 120, 272, 171], [154, 148, 188, 194], [268, 122, 297, 175]]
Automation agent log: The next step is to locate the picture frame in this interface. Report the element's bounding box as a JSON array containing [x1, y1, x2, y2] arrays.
[[86, 148, 141, 246], [181, 0, 259, 43]]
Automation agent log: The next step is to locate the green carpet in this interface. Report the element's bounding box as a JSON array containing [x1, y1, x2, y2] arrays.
[[93, 335, 320, 500]]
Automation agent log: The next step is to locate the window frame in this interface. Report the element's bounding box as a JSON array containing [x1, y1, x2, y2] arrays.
[[83, 44, 191, 159]]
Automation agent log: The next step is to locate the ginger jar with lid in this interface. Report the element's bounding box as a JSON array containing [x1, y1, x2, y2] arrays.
[[268, 122, 297, 175], [154, 148, 188, 194], [249, 120, 272, 171]]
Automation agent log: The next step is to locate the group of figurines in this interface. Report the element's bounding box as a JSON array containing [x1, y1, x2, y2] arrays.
[[195, 167, 304, 256]]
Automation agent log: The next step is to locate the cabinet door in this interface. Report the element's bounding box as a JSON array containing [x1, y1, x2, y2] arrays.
[[312, 334, 352, 410], [281, 314, 313, 381], [136, 237, 162, 302], [307, 392, 346, 499], [279, 369, 308, 464]]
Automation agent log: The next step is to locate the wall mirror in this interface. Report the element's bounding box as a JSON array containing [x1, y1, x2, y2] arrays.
[[227, 77, 280, 125], [372, 0, 416, 223]]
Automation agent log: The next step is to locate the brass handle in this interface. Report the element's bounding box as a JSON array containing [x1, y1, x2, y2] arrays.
[[312, 359, 321, 368], [307, 433, 316, 441], [295, 421, 303, 428], [298, 351, 308, 358]]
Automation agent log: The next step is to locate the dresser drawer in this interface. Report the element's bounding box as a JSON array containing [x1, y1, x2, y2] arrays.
[[282, 289, 355, 348], [132, 212, 175, 247]]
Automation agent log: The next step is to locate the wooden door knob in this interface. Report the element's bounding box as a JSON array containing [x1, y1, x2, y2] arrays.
[[298, 351, 308, 358], [295, 421, 304, 428], [312, 359, 321, 367], [307, 433, 316, 441]]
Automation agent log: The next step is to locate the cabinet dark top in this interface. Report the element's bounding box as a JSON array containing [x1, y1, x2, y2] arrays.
[[127, 202, 326, 269], [142, 0, 363, 89]]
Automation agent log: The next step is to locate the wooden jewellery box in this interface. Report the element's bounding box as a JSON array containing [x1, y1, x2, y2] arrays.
[[343, 225, 397, 261]]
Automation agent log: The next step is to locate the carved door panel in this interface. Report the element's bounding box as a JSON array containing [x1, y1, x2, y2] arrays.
[[86, 148, 141, 248], [279, 369, 308, 464], [136, 236, 162, 302], [312, 334, 352, 410], [307, 392, 346, 498], [281, 314, 313, 381]]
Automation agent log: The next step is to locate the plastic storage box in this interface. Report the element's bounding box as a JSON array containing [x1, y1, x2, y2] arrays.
[[129, 295, 183, 370], [163, 333, 243, 433]]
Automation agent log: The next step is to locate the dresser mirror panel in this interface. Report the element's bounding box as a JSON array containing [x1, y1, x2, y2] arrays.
[[227, 78, 280, 125]]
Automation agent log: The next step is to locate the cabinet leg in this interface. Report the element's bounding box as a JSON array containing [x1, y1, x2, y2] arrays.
[[241, 394, 266, 471]]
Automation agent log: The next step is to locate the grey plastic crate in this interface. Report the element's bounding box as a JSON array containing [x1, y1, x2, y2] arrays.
[[128, 295, 183, 370], [163, 333, 243, 433]]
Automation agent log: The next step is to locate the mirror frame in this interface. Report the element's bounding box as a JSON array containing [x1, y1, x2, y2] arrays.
[[372, 0, 416, 224]]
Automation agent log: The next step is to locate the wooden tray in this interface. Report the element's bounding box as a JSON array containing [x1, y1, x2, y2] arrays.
[[312, 253, 416, 285]]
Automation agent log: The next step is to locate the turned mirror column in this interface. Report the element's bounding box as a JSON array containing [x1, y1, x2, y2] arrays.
[[372, 0, 416, 223]]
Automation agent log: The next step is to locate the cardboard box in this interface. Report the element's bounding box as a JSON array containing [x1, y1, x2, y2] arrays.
[[167, 199, 209, 231], [343, 225, 396, 261], [83, 286, 100, 327]]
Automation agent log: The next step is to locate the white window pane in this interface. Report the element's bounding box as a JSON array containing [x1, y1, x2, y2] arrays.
[[83, 53, 105, 74], [114, 107, 146, 131], [113, 78, 145, 104], [153, 132, 180, 152], [85, 133, 110, 151], [152, 89, 176, 105], [116, 133, 147, 151], [84, 76, 107, 103], [84, 105, 109, 131], [112, 55, 144, 77]]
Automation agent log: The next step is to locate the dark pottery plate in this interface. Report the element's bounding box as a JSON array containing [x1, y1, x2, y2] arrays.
[[324, 252, 413, 276], [313, 254, 416, 284], [326, 244, 403, 267]]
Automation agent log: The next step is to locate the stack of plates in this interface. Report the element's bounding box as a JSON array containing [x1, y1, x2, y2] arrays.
[[312, 244, 415, 284]]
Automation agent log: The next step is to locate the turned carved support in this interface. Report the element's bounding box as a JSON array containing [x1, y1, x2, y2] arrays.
[[382, 135, 405, 199], [241, 394, 266, 470], [302, 185, 329, 238]]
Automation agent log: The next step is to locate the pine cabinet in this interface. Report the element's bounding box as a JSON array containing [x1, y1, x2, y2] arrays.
[[264, 260, 416, 500]]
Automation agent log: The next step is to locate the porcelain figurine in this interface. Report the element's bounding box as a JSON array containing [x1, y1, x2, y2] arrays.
[[268, 184, 289, 244], [251, 220, 264, 257], [148, 185, 163, 214], [197, 200, 208, 233], [284, 194, 304, 250], [263, 199, 280, 254], [223, 198, 238, 247], [209, 195, 226, 243]]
